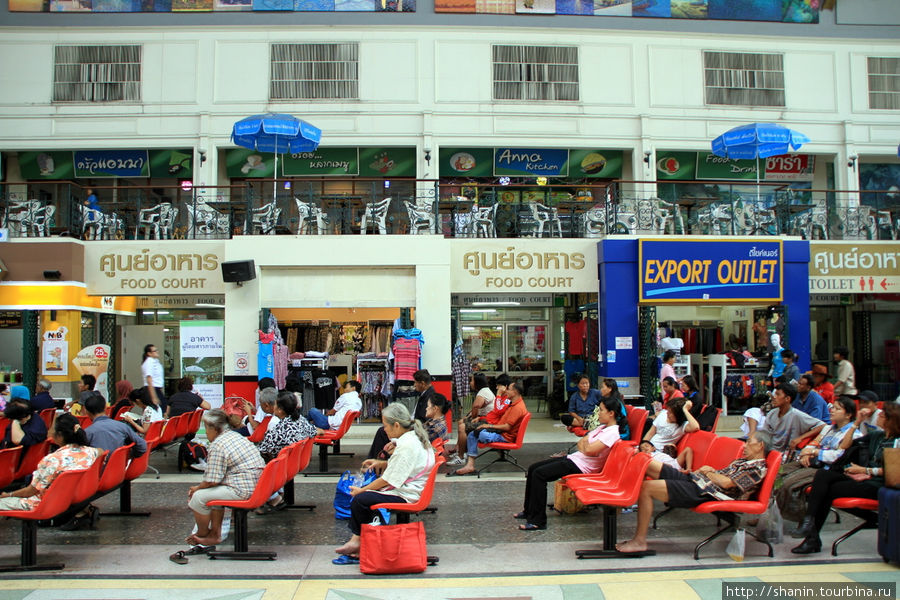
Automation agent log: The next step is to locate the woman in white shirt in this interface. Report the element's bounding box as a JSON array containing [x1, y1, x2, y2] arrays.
[[643, 398, 700, 450], [334, 402, 434, 560], [141, 344, 166, 412], [122, 386, 163, 435]]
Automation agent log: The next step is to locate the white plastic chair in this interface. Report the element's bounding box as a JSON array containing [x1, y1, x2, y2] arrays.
[[185, 201, 230, 239], [79, 203, 122, 240], [790, 204, 828, 240], [294, 198, 329, 235], [581, 206, 607, 238], [137, 202, 178, 240], [360, 197, 392, 235], [2, 201, 54, 238], [470, 203, 498, 238], [404, 199, 436, 235], [249, 201, 282, 235], [523, 202, 562, 238]]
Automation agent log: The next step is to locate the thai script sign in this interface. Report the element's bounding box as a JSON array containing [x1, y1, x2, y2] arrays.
[[180, 320, 224, 409], [74, 150, 150, 178], [639, 239, 783, 303], [809, 241, 900, 294], [84, 241, 224, 295]]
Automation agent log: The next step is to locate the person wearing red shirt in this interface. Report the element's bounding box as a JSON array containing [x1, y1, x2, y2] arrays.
[[811, 363, 835, 404]]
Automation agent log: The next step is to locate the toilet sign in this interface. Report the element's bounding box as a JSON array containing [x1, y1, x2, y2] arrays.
[[234, 352, 249, 375]]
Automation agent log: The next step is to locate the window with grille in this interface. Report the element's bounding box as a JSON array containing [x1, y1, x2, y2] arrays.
[[868, 57, 900, 110], [703, 51, 784, 107], [492, 45, 579, 102], [270, 43, 359, 100], [53, 45, 141, 103]]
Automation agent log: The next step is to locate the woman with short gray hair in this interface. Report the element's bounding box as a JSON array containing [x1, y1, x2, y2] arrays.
[[333, 403, 434, 563]]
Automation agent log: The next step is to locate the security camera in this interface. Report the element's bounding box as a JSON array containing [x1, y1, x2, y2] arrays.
[[198, 148, 208, 164], [423, 148, 432, 164], [643, 149, 653, 165]]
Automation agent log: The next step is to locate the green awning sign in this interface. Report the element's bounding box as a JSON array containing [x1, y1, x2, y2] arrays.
[[282, 148, 359, 176]]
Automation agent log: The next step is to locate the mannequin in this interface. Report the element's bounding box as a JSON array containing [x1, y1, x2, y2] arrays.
[[768, 333, 785, 379]]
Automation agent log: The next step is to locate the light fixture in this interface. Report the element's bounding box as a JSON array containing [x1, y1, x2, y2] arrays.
[[536, 177, 548, 186], [471, 301, 520, 306], [283, 181, 292, 190], [460, 308, 498, 313], [847, 154, 858, 169], [423, 148, 432, 165], [196, 303, 226, 308], [643, 149, 653, 165], [42, 270, 61, 280], [198, 148, 207, 165], [499, 177, 511, 186]]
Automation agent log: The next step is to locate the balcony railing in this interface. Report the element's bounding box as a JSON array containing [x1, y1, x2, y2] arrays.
[[1, 180, 898, 241]]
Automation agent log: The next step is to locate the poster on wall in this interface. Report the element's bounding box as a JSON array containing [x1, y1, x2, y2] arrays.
[[41, 327, 69, 376], [71, 344, 111, 402], [180, 320, 224, 409]]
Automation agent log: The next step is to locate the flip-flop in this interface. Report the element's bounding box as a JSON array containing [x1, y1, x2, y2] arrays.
[[169, 551, 189, 565], [513, 511, 526, 519], [332, 554, 360, 565], [185, 544, 215, 555], [519, 523, 546, 531], [446, 470, 476, 477]]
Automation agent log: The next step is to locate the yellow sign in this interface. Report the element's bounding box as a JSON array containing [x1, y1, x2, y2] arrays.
[[0, 283, 136, 314]]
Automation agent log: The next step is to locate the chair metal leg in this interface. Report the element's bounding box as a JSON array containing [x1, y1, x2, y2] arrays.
[[0, 520, 64, 573], [831, 519, 877, 557], [282, 478, 315, 511], [652, 506, 673, 530], [476, 450, 527, 477], [576, 506, 656, 559], [207, 509, 276, 561], [102, 481, 151, 517]]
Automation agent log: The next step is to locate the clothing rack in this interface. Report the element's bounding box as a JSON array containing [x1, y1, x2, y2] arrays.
[[356, 356, 391, 420]]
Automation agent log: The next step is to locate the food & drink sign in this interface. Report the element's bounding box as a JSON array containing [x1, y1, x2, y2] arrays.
[[639, 239, 783, 303]]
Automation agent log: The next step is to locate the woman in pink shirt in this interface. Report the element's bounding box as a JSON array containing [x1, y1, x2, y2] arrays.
[[515, 395, 626, 531]]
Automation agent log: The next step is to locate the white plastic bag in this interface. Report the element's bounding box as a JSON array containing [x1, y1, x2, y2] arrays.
[[726, 528, 746, 562], [756, 498, 784, 544]]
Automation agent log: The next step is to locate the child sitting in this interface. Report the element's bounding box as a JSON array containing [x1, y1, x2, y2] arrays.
[[639, 439, 692, 472]]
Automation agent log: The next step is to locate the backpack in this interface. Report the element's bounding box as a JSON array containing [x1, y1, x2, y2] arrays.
[[178, 440, 208, 472]]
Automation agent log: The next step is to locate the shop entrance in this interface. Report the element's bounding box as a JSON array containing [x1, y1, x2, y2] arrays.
[[459, 321, 549, 411]]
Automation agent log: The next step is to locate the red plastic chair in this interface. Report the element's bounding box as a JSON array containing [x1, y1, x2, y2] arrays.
[[0, 468, 86, 572], [14, 439, 53, 481], [71, 450, 106, 506], [829, 497, 879, 556], [102, 444, 152, 517], [702, 436, 746, 470], [142, 420, 165, 450], [675, 430, 717, 467], [372, 458, 441, 524], [475, 412, 532, 478], [187, 409, 204, 435], [74, 415, 93, 430], [561, 440, 638, 492], [283, 438, 316, 509], [207, 456, 287, 560], [173, 413, 192, 439], [312, 410, 360, 472], [112, 405, 131, 420], [625, 406, 648, 444], [0, 446, 24, 490], [38, 409, 56, 430], [683, 450, 783, 559], [248, 415, 272, 444], [97, 444, 134, 495], [156, 416, 180, 449], [573, 451, 654, 559]]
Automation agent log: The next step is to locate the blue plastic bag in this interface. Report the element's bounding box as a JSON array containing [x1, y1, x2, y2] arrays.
[[334, 470, 377, 520]]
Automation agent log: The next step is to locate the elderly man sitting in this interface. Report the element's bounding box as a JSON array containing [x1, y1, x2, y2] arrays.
[[616, 431, 773, 554], [187, 409, 264, 547]]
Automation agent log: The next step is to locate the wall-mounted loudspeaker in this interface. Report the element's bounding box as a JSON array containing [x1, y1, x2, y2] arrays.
[[221, 260, 256, 284]]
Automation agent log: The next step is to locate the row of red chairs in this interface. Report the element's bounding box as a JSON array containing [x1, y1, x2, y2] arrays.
[[558, 430, 782, 560]]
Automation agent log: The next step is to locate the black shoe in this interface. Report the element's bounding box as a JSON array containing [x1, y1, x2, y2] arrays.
[[88, 506, 100, 529], [790, 536, 822, 555], [790, 516, 814, 539], [60, 514, 89, 531]]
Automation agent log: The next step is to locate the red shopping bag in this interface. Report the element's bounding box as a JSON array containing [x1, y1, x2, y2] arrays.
[[359, 522, 428, 575]]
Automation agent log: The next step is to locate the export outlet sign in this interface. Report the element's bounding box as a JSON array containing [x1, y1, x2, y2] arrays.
[[639, 239, 783, 303]]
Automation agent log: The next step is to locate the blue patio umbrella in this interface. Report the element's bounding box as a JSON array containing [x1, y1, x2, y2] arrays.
[[232, 113, 322, 201], [711, 122, 810, 201]]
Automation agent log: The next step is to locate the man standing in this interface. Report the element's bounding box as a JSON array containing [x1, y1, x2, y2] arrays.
[[781, 350, 800, 384], [763, 382, 825, 452], [793, 374, 830, 424], [810, 363, 835, 403], [832, 347, 857, 397], [31, 380, 56, 412], [187, 410, 263, 547], [308, 380, 362, 431], [450, 380, 530, 476]]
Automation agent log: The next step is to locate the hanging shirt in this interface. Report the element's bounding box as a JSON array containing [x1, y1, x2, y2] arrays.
[[565, 320, 587, 356]]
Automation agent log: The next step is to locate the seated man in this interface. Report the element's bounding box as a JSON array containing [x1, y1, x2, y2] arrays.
[[68, 374, 97, 417], [449, 380, 530, 477], [308, 380, 362, 431], [31, 380, 57, 412], [424, 394, 450, 445], [240, 387, 279, 436], [187, 409, 264, 547], [616, 431, 773, 554], [763, 382, 825, 453]]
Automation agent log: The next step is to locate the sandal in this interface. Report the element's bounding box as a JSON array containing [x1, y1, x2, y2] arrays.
[[519, 523, 546, 531], [169, 551, 189, 565], [332, 554, 360, 565], [513, 511, 526, 519], [185, 544, 215, 555]]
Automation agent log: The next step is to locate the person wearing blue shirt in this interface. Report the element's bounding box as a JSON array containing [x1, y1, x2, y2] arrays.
[[30, 380, 56, 412], [560, 374, 602, 428], [793, 374, 830, 424], [781, 350, 801, 383]]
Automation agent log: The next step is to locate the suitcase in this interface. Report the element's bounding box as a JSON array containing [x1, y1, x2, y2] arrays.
[[877, 486, 900, 565]]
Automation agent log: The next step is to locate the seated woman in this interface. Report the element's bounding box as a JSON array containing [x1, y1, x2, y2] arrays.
[[2, 397, 48, 451], [121, 387, 163, 435], [792, 402, 900, 554], [0, 413, 101, 511], [334, 403, 434, 561], [423, 394, 450, 446], [516, 394, 626, 531], [255, 391, 317, 513], [448, 374, 510, 466], [644, 398, 699, 450], [616, 431, 773, 554], [579, 379, 631, 441], [110, 380, 134, 420], [561, 374, 602, 428], [777, 396, 861, 529]]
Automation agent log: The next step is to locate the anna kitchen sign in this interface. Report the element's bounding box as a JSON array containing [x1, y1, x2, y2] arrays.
[[84, 241, 225, 296], [450, 239, 597, 293]]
